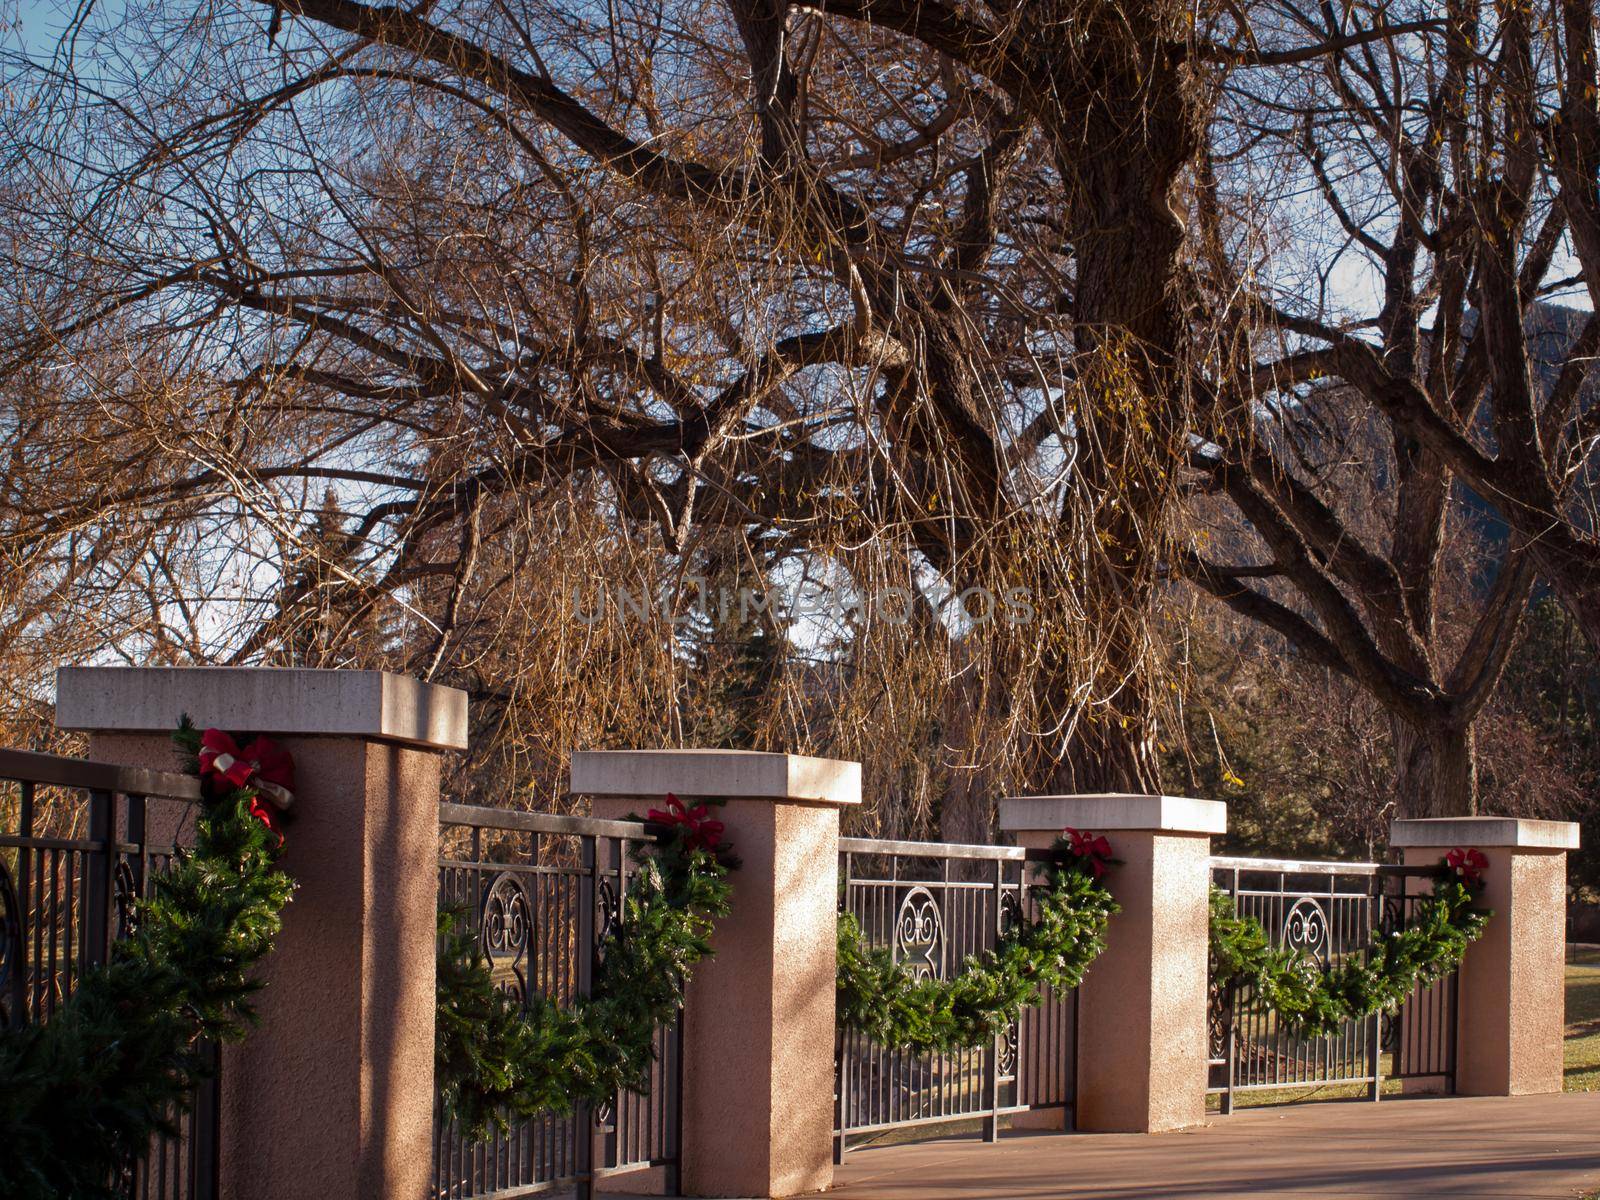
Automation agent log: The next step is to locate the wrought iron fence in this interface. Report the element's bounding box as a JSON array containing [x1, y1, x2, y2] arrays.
[[434, 803, 681, 1200], [1208, 856, 1458, 1112], [0, 747, 218, 1200], [834, 837, 1078, 1157]]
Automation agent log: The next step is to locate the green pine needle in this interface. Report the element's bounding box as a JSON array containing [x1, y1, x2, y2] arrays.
[[0, 778, 294, 1200], [835, 844, 1120, 1054], [1207, 868, 1490, 1039], [435, 832, 733, 1140]]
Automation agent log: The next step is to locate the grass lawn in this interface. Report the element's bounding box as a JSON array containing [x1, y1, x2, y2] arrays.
[[1566, 945, 1600, 1093]]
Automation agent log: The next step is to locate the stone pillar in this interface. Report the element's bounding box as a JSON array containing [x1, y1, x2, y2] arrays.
[[1391, 816, 1579, 1096], [998, 793, 1225, 1133], [56, 666, 467, 1200], [572, 749, 860, 1200]]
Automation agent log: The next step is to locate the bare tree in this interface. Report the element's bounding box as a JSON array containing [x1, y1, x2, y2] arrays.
[[0, 0, 1225, 809], [5, 0, 1555, 829], [1199, 0, 1600, 675], [1174, 0, 1600, 815]]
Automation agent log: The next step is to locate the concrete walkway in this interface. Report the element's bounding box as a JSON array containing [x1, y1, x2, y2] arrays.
[[825, 1093, 1600, 1199]]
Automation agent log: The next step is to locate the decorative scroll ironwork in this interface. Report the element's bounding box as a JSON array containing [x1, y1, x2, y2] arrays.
[[998, 889, 1021, 937], [596, 875, 622, 959], [437, 805, 682, 1198], [997, 1021, 1019, 1077], [479, 873, 531, 1003], [1380, 893, 1405, 938], [1208, 858, 1460, 1110], [1207, 976, 1230, 1061], [113, 859, 140, 940], [1282, 897, 1329, 961], [1380, 1009, 1399, 1053], [0, 858, 17, 1029], [835, 839, 1078, 1154], [895, 886, 943, 981]]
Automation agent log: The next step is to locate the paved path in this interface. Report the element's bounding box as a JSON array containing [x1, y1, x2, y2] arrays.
[[824, 1093, 1600, 1199]]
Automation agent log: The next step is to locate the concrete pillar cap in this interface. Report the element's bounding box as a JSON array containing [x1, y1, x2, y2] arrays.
[[571, 748, 860, 806], [999, 793, 1226, 835], [55, 666, 468, 751], [1390, 816, 1579, 850]]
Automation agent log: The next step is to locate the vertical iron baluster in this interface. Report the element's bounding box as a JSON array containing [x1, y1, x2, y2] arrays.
[[614, 832, 628, 1172], [127, 794, 147, 929], [575, 833, 596, 1200], [1326, 875, 1337, 1088], [84, 790, 113, 975], [887, 854, 898, 1132], [1222, 866, 1238, 1115], [983, 857, 1001, 1142], [1368, 873, 1382, 1100], [1070, 945, 1082, 1130], [1448, 919, 1461, 1094], [45, 845, 61, 1019], [834, 848, 851, 1164], [12, 780, 31, 1025]]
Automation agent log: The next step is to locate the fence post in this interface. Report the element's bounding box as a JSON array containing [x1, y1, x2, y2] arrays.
[[1391, 816, 1579, 1096], [999, 793, 1225, 1133], [574, 748, 860, 1200], [57, 666, 467, 1200]]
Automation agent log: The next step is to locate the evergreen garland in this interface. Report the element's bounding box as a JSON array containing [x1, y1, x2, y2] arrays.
[[1207, 857, 1490, 1039], [435, 808, 735, 1141], [834, 836, 1120, 1053], [0, 717, 295, 1200]]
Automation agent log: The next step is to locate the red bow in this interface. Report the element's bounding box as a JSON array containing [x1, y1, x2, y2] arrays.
[[199, 729, 257, 790], [1445, 847, 1488, 886], [647, 793, 725, 852], [198, 729, 296, 810], [249, 796, 285, 849], [1064, 827, 1113, 878], [244, 736, 296, 810]]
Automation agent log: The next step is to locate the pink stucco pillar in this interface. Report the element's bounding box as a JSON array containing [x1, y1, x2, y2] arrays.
[[1391, 816, 1578, 1096], [999, 793, 1225, 1133], [56, 666, 467, 1200], [572, 749, 861, 1200]]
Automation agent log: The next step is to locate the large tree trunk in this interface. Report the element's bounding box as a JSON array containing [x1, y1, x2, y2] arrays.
[[1049, 677, 1162, 793], [1036, 4, 1195, 795], [1041, 596, 1164, 794], [1392, 716, 1477, 818]]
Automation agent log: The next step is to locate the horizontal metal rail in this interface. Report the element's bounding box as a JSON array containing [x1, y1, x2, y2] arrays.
[[839, 836, 1064, 863], [439, 802, 653, 841], [0, 833, 179, 856], [1209, 855, 1441, 878], [0, 747, 200, 800], [840, 1102, 1046, 1139]]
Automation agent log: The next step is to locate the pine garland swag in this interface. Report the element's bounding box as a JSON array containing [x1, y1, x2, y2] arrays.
[[0, 717, 295, 1200], [834, 835, 1120, 1054], [1207, 857, 1490, 1039], [435, 803, 736, 1141]]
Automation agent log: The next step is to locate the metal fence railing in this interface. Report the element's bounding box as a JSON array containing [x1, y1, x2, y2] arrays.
[[834, 837, 1078, 1157], [434, 803, 681, 1200], [1208, 855, 1457, 1112], [0, 747, 218, 1200]]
